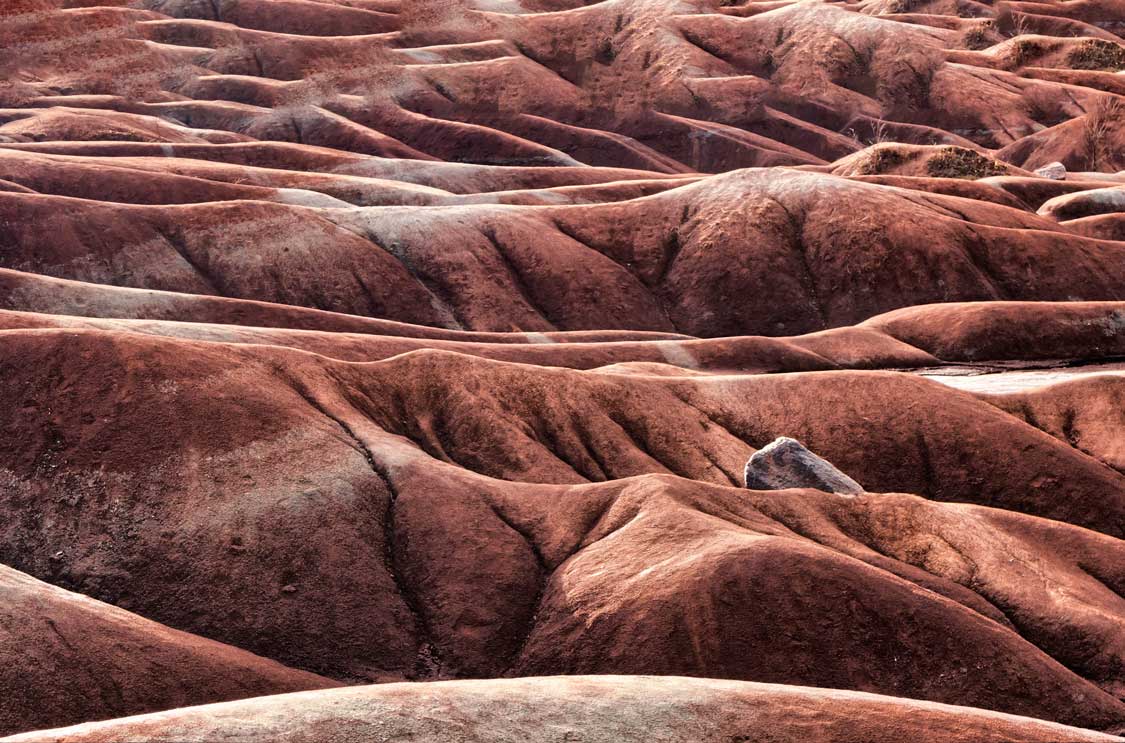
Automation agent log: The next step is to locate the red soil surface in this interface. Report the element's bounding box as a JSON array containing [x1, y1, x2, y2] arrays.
[[2, 0, 1124, 740], [0, 565, 338, 736], [5, 676, 1123, 743]]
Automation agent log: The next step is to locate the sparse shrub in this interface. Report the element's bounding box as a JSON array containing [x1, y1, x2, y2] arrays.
[[846, 119, 897, 148], [595, 38, 616, 65], [762, 49, 775, 75], [869, 119, 892, 145], [1010, 39, 1044, 67], [963, 29, 988, 51], [1067, 40, 1125, 71], [925, 147, 1007, 179], [995, 6, 1034, 38], [962, 23, 994, 51], [855, 145, 907, 174], [1084, 97, 1124, 171]]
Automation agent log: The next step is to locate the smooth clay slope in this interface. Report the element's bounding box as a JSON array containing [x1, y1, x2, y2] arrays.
[[2, 0, 1125, 740], [5, 677, 1124, 743]]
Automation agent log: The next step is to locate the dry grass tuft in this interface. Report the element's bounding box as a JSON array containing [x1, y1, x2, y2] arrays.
[[1067, 40, 1125, 71], [854, 145, 907, 174], [1010, 39, 1044, 67], [1084, 98, 1124, 171], [962, 23, 996, 51], [925, 147, 1007, 179]]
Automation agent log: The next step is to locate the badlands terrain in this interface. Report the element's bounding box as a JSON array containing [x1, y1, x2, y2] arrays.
[[2, 0, 1125, 740]]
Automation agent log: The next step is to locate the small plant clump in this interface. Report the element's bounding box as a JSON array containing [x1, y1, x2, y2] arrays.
[[962, 24, 994, 52], [595, 38, 616, 65], [926, 147, 1007, 179], [855, 145, 907, 175], [1067, 39, 1125, 71], [1084, 98, 1124, 171], [1010, 39, 1044, 67]]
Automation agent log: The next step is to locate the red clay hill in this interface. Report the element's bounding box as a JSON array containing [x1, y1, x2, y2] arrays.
[[1, 0, 1124, 741]]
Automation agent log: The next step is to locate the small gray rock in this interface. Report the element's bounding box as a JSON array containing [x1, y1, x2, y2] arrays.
[[744, 437, 864, 495], [1034, 161, 1066, 180]]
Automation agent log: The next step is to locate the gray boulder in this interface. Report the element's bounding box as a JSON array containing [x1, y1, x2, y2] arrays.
[[744, 437, 864, 495], [1034, 162, 1066, 180]]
